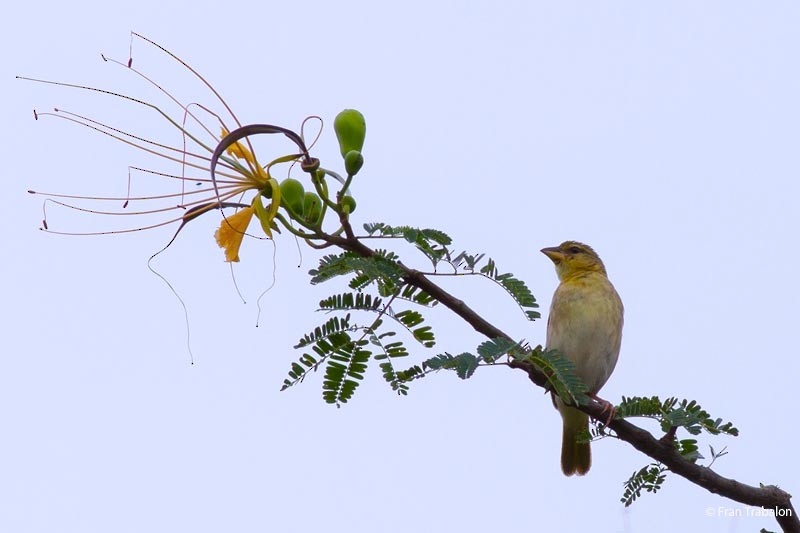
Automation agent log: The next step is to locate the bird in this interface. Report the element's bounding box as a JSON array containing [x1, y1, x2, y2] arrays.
[[541, 241, 624, 476]]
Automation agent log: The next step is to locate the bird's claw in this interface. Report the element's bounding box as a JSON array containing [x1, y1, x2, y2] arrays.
[[589, 393, 617, 428]]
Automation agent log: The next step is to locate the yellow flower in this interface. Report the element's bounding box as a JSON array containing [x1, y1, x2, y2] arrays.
[[541, 241, 624, 476], [23, 33, 299, 262], [214, 206, 255, 262]]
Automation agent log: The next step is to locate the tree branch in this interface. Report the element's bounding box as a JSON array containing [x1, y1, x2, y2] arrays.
[[511, 359, 797, 531], [325, 218, 799, 533]]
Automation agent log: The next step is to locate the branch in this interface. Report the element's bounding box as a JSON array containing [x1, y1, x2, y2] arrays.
[[512, 359, 797, 530], [326, 218, 799, 533]]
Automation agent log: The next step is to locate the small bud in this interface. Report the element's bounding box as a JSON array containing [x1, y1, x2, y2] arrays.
[[344, 150, 364, 176], [341, 194, 357, 214]]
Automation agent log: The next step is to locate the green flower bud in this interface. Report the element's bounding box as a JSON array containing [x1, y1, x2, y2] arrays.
[[334, 109, 366, 158], [303, 192, 322, 224], [344, 150, 364, 176], [280, 178, 305, 216]]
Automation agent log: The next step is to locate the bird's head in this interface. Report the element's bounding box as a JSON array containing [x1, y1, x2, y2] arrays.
[[541, 241, 607, 281]]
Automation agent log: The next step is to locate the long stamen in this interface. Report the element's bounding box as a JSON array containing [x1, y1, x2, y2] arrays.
[[100, 54, 259, 184], [130, 32, 262, 172], [39, 189, 247, 236], [102, 54, 221, 145], [131, 33, 245, 139], [42, 186, 246, 217], [52, 108, 239, 174], [36, 110, 251, 181], [17, 75, 251, 179], [29, 182, 241, 202], [129, 166, 240, 185]]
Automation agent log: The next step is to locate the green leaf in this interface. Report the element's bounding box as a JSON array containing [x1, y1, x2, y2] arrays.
[[526, 348, 589, 406], [398, 284, 438, 307], [349, 273, 372, 291], [454, 353, 479, 379], [617, 396, 739, 439], [450, 255, 540, 321], [621, 464, 668, 506], [294, 314, 354, 348], [420, 228, 452, 246], [319, 293, 383, 313], [395, 364, 424, 382], [660, 399, 739, 437], [283, 328, 354, 392], [309, 250, 404, 288], [367, 329, 410, 396], [309, 252, 360, 284], [394, 335, 520, 386], [421, 352, 479, 379], [321, 340, 371, 406], [393, 309, 436, 347], [621, 397, 738, 437], [361, 222, 452, 264], [422, 353, 456, 371], [363, 223, 451, 245], [412, 326, 434, 346], [494, 272, 540, 320], [477, 337, 521, 363], [677, 439, 703, 462], [616, 396, 665, 418], [448, 251, 485, 270]]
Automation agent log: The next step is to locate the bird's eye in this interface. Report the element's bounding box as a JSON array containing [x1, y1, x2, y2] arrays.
[[568, 246, 582, 254]]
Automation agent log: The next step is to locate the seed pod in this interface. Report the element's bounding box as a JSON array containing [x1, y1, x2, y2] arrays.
[[280, 178, 305, 216], [334, 109, 366, 158]]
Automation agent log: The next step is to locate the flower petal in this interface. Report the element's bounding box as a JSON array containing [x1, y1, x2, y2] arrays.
[[214, 206, 255, 262], [221, 128, 257, 165]]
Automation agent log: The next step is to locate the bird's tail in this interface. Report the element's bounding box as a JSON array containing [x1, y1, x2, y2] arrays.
[[560, 405, 591, 476]]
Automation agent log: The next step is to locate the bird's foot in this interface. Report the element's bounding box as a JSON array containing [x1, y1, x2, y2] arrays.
[[589, 393, 617, 428]]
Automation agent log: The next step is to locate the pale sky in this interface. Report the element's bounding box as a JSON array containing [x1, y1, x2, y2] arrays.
[[4, 2, 799, 532]]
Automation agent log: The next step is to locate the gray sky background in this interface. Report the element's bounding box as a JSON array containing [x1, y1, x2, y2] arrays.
[[3, 2, 799, 532]]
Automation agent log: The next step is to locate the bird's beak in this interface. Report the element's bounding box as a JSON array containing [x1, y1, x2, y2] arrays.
[[540, 247, 564, 264]]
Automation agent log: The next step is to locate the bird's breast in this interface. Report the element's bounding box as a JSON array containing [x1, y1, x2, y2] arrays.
[[545, 274, 624, 393]]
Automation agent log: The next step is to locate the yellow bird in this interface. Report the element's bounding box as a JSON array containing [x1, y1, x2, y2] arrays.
[[541, 241, 624, 476]]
